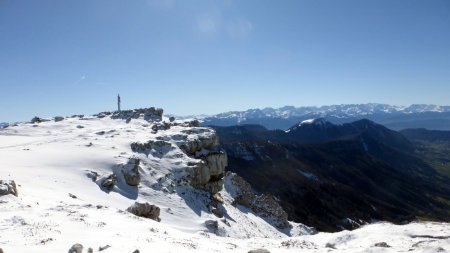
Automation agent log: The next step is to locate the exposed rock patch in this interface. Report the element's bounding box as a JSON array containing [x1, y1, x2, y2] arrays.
[[373, 242, 391, 248], [68, 243, 83, 253], [54, 116, 64, 122], [127, 202, 161, 222], [0, 180, 18, 197], [105, 107, 163, 122], [121, 158, 141, 186], [101, 174, 116, 191], [227, 173, 290, 229], [131, 140, 172, 155], [248, 249, 270, 253]]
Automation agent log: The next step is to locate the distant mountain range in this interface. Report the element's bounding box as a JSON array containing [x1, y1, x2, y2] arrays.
[[202, 104, 450, 130], [213, 119, 450, 231]]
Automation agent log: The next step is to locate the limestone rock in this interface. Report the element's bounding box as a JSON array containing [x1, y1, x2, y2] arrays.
[[127, 202, 161, 222], [121, 158, 141, 186], [109, 107, 163, 122], [373, 242, 390, 248], [131, 140, 172, 155], [101, 174, 116, 190], [54, 116, 64, 122], [31, 116, 42, 123], [205, 220, 218, 230], [229, 173, 290, 229], [179, 133, 219, 155], [202, 151, 227, 177], [151, 122, 171, 132], [68, 243, 83, 253], [248, 249, 270, 253], [189, 161, 211, 186], [204, 179, 224, 195], [0, 180, 18, 197], [212, 207, 224, 218]]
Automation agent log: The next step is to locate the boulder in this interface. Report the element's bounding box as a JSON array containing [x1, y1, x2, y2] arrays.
[[122, 158, 141, 186], [248, 249, 270, 253], [205, 220, 218, 230], [169, 116, 175, 122], [188, 120, 200, 127], [212, 207, 224, 218], [0, 180, 18, 197], [373, 242, 390, 248], [54, 116, 64, 122], [31, 116, 42, 123], [127, 202, 161, 222], [101, 174, 116, 190], [68, 243, 83, 253]]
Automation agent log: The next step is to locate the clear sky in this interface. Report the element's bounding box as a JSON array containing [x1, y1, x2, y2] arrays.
[[1, 0, 449, 122]]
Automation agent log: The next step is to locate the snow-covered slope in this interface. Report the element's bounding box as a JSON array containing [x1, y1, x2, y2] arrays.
[[1, 110, 450, 252]]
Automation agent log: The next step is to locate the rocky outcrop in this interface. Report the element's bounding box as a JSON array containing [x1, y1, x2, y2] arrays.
[[54, 116, 64, 122], [186, 151, 227, 194], [107, 107, 163, 122], [0, 180, 18, 197], [127, 202, 161, 222], [131, 140, 172, 155], [202, 151, 227, 176], [151, 122, 171, 132], [68, 243, 83, 253], [121, 158, 141, 186], [248, 249, 270, 253], [179, 131, 219, 155], [101, 174, 116, 190], [227, 173, 290, 229], [176, 129, 228, 195], [31, 116, 43, 123]]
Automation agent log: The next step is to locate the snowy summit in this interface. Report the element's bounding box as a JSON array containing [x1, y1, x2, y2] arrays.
[[0, 108, 449, 252]]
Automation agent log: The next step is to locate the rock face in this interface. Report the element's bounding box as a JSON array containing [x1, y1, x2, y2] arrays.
[[68, 243, 83, 253], [202, 151, 227, 177], [121, 158, 141, 186], [227, 173, 290, 229], [179, 130, 227, 194], [0, 180, 18, 197], [127, 202, 161, 222]]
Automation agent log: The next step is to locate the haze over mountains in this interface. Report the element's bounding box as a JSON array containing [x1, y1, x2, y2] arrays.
[[202, 103, 450, 131]]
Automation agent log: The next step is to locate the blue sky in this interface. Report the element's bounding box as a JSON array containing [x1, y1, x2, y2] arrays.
[[1, 0, 449, 122]]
